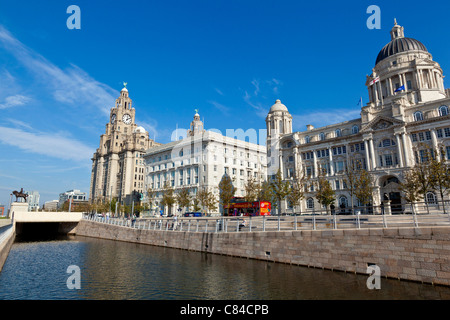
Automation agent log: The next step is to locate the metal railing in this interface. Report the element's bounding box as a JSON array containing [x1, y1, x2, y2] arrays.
[[83, 210, 450, 233]]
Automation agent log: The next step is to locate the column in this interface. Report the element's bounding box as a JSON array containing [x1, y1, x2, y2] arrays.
[[313, 150, 318, 177], [402, 133, 411, 167], [364, 140, 371, 171], [395, 133, 404, 167], [279, 153, 284, 179], [293, 148, 301, 178], [369, 138, 376, 170], [329, 147, 334, 176], [430, 129, 440, 161], [388, 77, 393, 96]]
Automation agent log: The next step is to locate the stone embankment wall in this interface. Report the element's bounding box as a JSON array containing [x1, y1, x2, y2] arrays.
[[76, 220, 450, 286], [0, 223, 15, 272]]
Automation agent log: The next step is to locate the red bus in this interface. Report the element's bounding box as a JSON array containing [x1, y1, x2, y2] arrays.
[[224, 201, 271, 216]]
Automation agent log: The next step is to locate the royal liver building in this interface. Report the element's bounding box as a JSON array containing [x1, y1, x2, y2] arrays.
[[267, 21, 450, 214], [89, 85, 161, 205]]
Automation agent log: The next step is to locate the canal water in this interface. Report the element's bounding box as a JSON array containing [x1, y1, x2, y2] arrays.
[[0, 235, 450, 300]]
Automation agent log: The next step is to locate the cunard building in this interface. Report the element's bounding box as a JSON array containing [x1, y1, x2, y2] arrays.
[[267, 21, 450, 214], [89, 84, 161, 205]]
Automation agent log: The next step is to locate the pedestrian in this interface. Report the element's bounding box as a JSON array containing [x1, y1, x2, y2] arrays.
[[173, 214, 178, 230]]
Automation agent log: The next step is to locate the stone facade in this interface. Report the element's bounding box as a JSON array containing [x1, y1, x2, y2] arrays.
[[144, 111, 267, 216], [267, 22, 450, 214], [89, 85, 161, 205]]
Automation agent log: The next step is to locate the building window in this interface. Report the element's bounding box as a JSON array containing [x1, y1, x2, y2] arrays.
[[335, 129, 342, 137], [339, 196, 348, 208], [305, 136, 310, 143], [384, 154, 393, 166], [426, 192, 437, 205], [439, 105, 449, 117], [319, 132, 325, 141], [414, 111, 423, 121], [306, 198, 314, 209], [352, 125, 359, 134]]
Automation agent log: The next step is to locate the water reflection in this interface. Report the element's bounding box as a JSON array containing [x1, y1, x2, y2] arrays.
[[0, 236, 449, 300]]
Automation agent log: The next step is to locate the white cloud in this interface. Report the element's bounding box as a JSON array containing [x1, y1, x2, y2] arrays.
[[208, 100, 230, 115], [0, 25, 118, 115], [0, 126, 95, 162], [214, 88, 224, 96], [292, 109, 361, 132], [0, 94, 31, 109], [243, 78, 284, 118]]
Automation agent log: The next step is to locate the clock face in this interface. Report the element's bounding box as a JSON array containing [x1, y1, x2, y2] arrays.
[[122, 114, 132, 124], [111, 114, 116, 124]]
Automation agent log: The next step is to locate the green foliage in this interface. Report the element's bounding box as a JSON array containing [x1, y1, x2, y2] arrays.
[[219, 174, 235, 214], [161, 181, 176, 215], [354, 169, 374, 208], [270, 169, 291, 215], [176, 188, 192, 213], [314, 168, 335, 214], [286, 169, 307, 214]]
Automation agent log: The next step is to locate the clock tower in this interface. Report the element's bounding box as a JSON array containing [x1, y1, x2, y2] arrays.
[[89, 84, 161, 208]]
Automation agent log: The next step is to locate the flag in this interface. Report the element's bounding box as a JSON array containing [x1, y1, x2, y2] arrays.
[[369, 76, 380, 86], [357, 97, 363, 107], [394, 85, 405, 93]]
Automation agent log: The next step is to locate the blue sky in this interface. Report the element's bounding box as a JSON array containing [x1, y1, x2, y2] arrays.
[[0, 0, 449, 207]]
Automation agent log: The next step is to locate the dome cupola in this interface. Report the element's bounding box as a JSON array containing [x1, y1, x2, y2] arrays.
[[375, 19, 428, 66]]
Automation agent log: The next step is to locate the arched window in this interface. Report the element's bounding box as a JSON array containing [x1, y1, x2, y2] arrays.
[[339, 196, 348, 208], [306, 198, 314, 209], [426, 192, 437, 204], [319, 132, 325, 141], [305, 136, 310, 143], [335, 129, 342, 137], [352, 125, 359, 134], [414, 111, 423, 121], [439, 105, 449, 117]]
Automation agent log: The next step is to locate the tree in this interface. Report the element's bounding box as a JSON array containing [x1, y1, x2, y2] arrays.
[[146, 186, 157, 215], [429, 147, 450, 214], [176, 188, 192, 215], [218, 174, 236, 215], [399, 168, 422, 214], [258, 180, 274, 202], [192, 197, 202, 212], [196, 187, 217, 215], [314, 168, 335, 214], [270, 169, 292, 215], [161, 181, 176, 216], [354, 169, 374, 213], [413, 147, 435, 214], [243, 177, 259, 202], [343, 157, 363, 214], [286, 168, 307, 215]]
